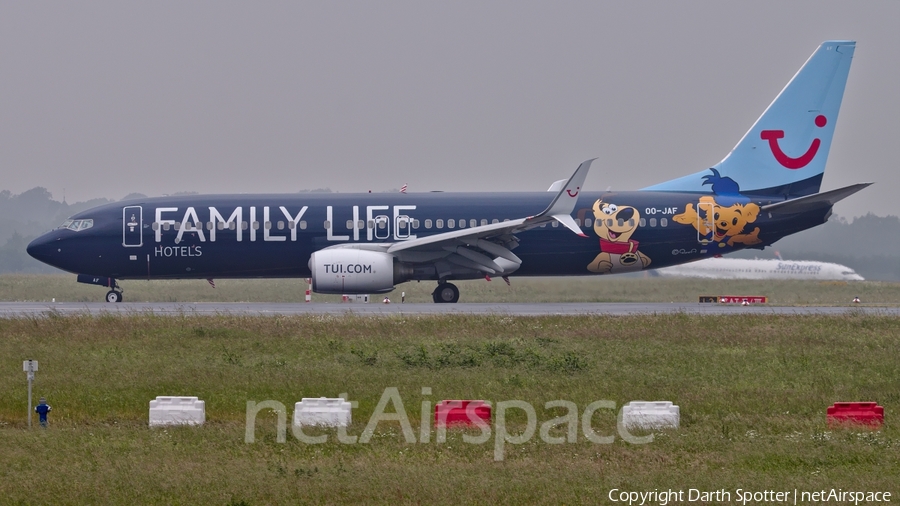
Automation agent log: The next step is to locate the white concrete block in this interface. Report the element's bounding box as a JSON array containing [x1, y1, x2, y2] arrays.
[[293, 397, 352, 427], [622, 401, 680, 430], [149, 396, 206, 427]]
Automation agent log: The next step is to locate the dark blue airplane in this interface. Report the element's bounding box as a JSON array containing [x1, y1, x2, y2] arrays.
[[27, 41, 869, 303]]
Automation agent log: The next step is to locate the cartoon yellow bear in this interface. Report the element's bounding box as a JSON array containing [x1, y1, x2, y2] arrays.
[[673, 195, 762, 247]]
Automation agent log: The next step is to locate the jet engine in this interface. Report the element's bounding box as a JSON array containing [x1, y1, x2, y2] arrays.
[[309, 249, 409, 294]]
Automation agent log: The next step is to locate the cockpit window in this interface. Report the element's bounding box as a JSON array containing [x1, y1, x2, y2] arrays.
[[59, 219, 94, 231]]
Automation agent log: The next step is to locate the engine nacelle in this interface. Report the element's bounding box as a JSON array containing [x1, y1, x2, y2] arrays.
[[310, 249, 402, 294]]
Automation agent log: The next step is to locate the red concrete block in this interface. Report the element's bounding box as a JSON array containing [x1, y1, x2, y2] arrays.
[[435, 400, 491, 427], [827, 402, 884, 427], [718, 295, 768, 304]]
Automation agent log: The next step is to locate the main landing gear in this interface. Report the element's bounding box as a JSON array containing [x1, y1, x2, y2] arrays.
[[432, 282, 459, 303]]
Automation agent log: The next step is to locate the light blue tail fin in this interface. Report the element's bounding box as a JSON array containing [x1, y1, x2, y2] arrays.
[[644, 40, 855, 198]]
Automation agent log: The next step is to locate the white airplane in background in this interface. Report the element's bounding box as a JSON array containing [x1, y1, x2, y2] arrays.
[[654, 257, 864, 281]]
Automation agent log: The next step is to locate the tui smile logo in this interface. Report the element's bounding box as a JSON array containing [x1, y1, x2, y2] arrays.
[[760, 115, 827, 169], [567, 187, 580, 197]]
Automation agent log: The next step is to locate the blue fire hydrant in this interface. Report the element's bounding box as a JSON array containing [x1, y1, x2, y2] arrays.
[[35, 397, 52, 427]]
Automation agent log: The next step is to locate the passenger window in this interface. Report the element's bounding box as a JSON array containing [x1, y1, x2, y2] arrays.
[[629, 219, 635, 227], [650, 218, 657, 227], [436, 219, 443, 229], [174, 222, 181, 231], [288, 221, 295, 230], [163, 223, 171, 231], [660, 218, 668, 227], [252, 221, 260, 230], [265, 221, 273, 230], [584, 218, 592, 228], [617, 219, 624, 227], [241, 221, 249, 230], [470, 219, 477, 228], [606, 219, 613, 227], [492, 219, 499, 224], [368, 220, 375, 229], [425, 219, 432, 229], [206, 222, 213, 231], [277, 221, 284, 230], [447, 219, 455, 229], [346, 220, 353, 230], [459, 220, 466, 229], [639, 218, 645, 227], [358, 220, 365, 230], [378, 220, 386, 229], [323, 221, 330, 229], [552, 221, 559, 227], [299, 221, 307, 230], [229, 222, 236, 231], [412, 219, 419, 229], [217, 222, 225, 230], [152, 222, 159, 231], [480, 219, 487, 226]]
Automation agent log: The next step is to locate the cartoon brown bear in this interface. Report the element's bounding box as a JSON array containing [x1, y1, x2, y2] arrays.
[[587, 199, 651, 273]]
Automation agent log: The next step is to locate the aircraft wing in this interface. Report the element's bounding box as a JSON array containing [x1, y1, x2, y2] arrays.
[[760, 183, 872, 214], [356, 159, 595, 276]]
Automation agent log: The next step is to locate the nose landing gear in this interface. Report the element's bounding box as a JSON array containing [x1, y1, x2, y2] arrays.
[[76, 274, 123, 302], [432, 282, 459, 303]]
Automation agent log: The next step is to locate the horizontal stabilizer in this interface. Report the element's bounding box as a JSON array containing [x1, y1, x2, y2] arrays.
[[760, 183, 871, 214]]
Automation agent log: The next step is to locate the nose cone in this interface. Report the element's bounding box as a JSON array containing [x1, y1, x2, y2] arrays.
[[27, 233, 60, 266]]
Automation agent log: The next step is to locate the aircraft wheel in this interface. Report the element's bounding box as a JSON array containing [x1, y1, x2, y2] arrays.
[[106, 290, 123, 303], [432, 283, 459, 303]]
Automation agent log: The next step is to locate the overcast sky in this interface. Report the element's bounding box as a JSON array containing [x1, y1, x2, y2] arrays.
[[2, 1, 898, 218]]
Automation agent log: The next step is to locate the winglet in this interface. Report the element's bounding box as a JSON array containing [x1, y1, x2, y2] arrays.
[[547, 179, 566, 192], [535, 158, 595, 218]]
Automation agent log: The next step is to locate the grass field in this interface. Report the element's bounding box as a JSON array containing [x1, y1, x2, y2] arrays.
[[3, 273, 900, 305], [1, 313, 898, 504]]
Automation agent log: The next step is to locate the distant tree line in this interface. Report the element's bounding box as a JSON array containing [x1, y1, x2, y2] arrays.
[[1, 187, 898, 280], [0, 188, 116, 273]]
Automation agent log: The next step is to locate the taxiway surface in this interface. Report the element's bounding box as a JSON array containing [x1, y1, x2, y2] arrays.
[[0, 302, 896, 317]]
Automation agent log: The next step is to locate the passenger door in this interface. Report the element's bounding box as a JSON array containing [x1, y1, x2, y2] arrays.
[[123, 206, 143, 247]]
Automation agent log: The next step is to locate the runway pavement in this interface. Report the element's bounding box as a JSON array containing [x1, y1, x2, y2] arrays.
[[1, 301, 898, 317]]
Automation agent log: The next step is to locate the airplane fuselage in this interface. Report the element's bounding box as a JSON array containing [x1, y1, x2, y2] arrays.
[[25, 41, 865, 302], [28, 190, 827, 282]]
